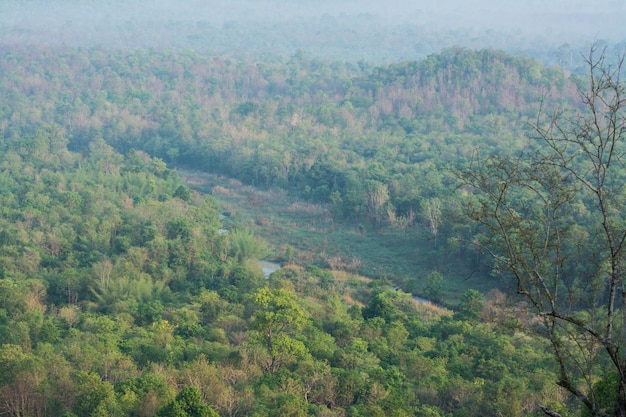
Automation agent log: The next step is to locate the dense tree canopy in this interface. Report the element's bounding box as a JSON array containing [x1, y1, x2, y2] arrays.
[[0, 41, 614, 416], [0, 124, 566, 416], [0, 44, 576, 286]]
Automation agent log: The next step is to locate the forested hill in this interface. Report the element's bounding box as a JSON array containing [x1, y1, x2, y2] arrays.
[[0, 131, 562, 416], [0, 43, 602, 415], [0, 45, 570, 182], [1, 46, 569, 134], [367, 48, 569, 120], [0, 46, 576, 286], [0, 79, 566, 417]]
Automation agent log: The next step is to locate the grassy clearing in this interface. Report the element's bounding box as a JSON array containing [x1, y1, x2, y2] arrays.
[[179, 170, 497, 305]]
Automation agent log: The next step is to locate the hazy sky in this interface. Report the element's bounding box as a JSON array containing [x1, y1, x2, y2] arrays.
[[1, 0, 624, 62]]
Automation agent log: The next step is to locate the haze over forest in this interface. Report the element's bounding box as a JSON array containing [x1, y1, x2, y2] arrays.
[[2, 1, 626, 416], [2, 0, 625, 63]]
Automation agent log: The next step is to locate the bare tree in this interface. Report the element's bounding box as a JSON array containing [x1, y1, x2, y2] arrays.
[[462, 45, 626, 417], [422, 197, 442, 246], [365, 180, 391, 230]]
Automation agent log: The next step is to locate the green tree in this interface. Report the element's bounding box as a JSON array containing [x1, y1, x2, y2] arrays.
[[456, 289, 483, 322], [423, 272, 444, 304], [251, 287, 310, 374], [463, 46, 626, 416], [156, 386, 218, 417], [173, 185, 191, 202], [87, 137, 124, 176], [72, 371, 117, 417], [0, 344, 48, 417], [363, 291, 400, 322], [229, 228, 269, 263]]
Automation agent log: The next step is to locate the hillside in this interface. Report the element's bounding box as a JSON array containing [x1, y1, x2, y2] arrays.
[[0, 130, 563, 416], [0, 46, 575, 292], [0, 44, 611, 416]]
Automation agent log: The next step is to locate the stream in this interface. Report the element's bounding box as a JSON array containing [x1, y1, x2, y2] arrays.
[[258, 260, 281, 278], [228, 198, 432, 302], [391, 286, 435, 305]]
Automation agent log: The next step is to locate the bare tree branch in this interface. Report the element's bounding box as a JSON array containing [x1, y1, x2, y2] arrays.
[[461, 44, 626, 417]]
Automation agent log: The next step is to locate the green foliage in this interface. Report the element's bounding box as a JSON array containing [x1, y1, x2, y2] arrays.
[[156, 386, 218, 417], [229, 228, 269, 263], [582, 372, 619, 417], [362, 289, 413, 324], [251, 287, 311, 374], [423, 272, 444, 304], [0, 45, 589, 417], [456, 289, 484, 322], [0, 44, 573, 299], [72, 371, 116, 417], [173, 185, 192, 202]]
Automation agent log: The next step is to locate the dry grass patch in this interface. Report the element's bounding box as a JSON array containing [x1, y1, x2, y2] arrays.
[[284, 201, 330, 218], [414, 301, 452, 318], [211, 185, 232, 196], [324, 255, 363, 273]]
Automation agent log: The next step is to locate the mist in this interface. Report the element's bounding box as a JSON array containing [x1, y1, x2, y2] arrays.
[[1, 0, 624, 63]]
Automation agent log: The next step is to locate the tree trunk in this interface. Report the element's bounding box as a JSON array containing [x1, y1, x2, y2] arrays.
[[617, 376, 626, 417]]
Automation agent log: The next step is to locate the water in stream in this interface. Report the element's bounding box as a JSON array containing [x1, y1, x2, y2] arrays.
[[258, 260, 281, 278]]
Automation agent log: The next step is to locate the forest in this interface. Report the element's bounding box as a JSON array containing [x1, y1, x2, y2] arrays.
[[1, 1, 626, 416], [0, 44, 577, 292], [0, 116, 564, 417]]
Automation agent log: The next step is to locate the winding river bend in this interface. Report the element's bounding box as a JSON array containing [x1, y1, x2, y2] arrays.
[[258, 260, 281, 278]]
